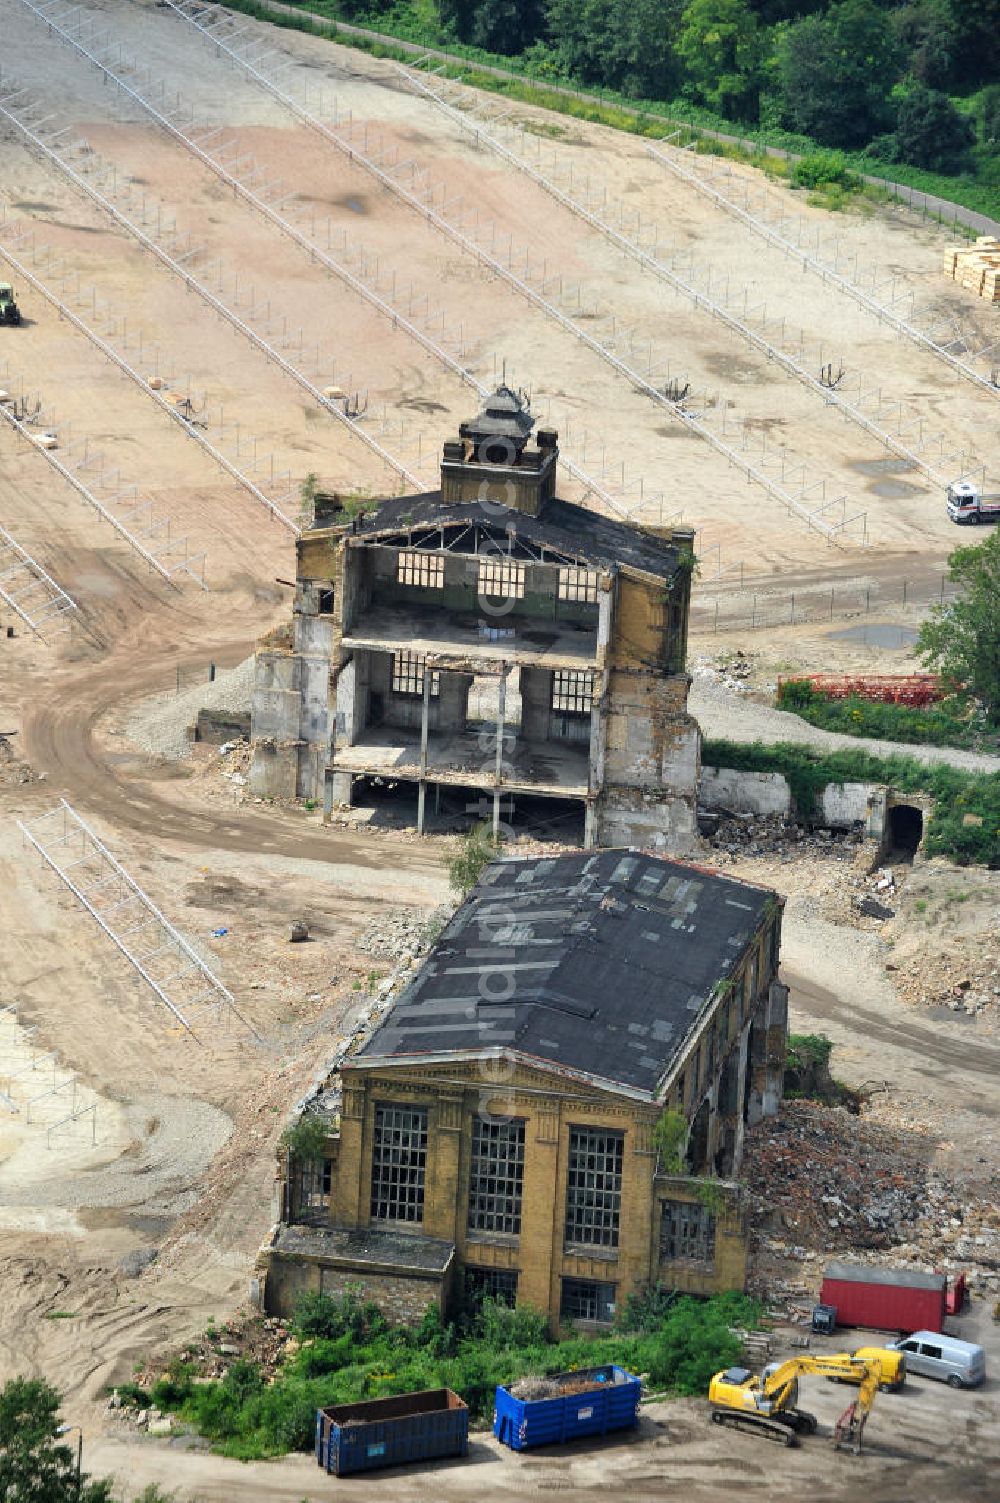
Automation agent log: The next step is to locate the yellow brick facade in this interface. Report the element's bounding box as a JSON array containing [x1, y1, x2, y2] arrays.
[[315, 1056, 747, 1329]]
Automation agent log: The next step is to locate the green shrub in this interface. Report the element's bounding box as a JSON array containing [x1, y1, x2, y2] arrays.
[[291, 1289, 388, 1343], [618, 1282, 678, 1334], [113, 1381, 151, 1409], [156, 1286, 763, 1456], [775, 679, 993, 752], [280, 1113, 332, 1163], [792, 149, 857, 188], [150, 1371, 195, 1409], [447, 822, 503, 895]]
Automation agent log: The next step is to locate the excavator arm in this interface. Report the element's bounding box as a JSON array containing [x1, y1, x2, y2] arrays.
[[709, 1353, 883, 1450]]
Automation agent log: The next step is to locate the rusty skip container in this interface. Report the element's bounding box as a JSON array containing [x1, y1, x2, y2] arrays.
[[315, 1388, 468, 1476]]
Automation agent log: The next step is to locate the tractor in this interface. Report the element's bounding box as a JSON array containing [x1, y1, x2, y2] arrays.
[[0, 284, 22, 326]]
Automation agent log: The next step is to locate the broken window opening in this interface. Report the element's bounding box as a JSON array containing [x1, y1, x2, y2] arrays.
[[558, 566, 599, 603], [391, 651, 440, 698], [467, 1116, 526, 1236], [560, 1277, 616, 1324], [397, 550, 444, 589], [463, 1266, 519, 1310], [370, 1103, 428, 1224], [317, 589, 335, 615], [292, 1156, 332, 1224], [564, 1127, 624, 1249], [478, 556, 525, 600], [660, 1198, 716, 1264], [551, 669, 594, 715]]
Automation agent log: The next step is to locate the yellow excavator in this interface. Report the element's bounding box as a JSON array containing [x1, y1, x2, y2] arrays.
[[708, 1353, 882, 1452]]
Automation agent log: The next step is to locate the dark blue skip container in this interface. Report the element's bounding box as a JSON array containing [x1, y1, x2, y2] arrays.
[[493, 1364, 641, 1451], [315, 1388, 469, 1476]]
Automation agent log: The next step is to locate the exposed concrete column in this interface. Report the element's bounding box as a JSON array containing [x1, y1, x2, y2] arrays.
[[584, 801, 597, 848], [731, 1021, 751, 1173], [417, 662, 431, 835], [763, 981, 789, 1118], [493, 666, 506, 840]]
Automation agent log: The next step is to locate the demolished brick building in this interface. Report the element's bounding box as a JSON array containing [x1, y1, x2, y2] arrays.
[[249, 387, 701, 851]]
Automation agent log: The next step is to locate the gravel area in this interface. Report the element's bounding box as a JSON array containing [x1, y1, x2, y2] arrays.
[[124, 657, 255, 761], [690, 677, 1000, 774]]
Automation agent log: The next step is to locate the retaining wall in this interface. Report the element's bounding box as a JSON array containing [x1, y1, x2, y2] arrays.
[[701, 765, 877, 830]]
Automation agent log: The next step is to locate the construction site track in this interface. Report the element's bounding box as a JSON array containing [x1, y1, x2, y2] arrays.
[[19, 632, 442, 878]]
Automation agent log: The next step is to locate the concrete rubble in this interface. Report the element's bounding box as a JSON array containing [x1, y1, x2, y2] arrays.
[[745, 1101, 1000, 1303]]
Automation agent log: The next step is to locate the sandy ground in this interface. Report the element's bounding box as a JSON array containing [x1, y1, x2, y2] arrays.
[[3, 0, 998, 585], [0, 3, 999, 1499]]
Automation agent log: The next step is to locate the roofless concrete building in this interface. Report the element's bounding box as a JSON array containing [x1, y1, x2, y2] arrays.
[[250, 389, 700, 851]]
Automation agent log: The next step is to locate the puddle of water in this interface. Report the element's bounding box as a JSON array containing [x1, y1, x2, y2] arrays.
[[850, 458, 918, 477], [871, 479, 925, 499], [827, 623, 919, 648], [925, 1006, 977, 1026]]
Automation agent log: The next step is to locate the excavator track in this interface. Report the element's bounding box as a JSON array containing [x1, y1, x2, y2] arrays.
[[711, 1409, 799, 1446]]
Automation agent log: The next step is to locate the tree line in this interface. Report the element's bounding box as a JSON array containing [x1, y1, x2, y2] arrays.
[[335, 0, 1000, 176]]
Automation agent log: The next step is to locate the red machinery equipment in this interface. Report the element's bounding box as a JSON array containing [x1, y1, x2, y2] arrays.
[[778, 674, 943, 706]]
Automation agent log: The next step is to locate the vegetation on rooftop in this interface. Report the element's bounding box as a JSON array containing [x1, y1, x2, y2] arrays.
[[447, 820, 505, 894], [123, 1286, 762, 1459]]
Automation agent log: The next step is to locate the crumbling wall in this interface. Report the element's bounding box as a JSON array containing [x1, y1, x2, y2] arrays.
[[701, 766, 879, 830], [598, 670, 699, 852], [249, 650, 301, 799]]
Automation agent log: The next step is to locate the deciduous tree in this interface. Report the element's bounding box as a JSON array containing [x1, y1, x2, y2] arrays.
[[678, 0, 763, 120], [0, 1379, 114, 1503], [918, 529, 1000, 723]]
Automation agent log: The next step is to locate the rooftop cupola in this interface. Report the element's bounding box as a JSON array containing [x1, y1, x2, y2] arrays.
[[441, 384, 558, 516]]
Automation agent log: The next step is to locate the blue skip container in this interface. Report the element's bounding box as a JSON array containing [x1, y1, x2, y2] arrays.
[[493, 1364, 641, 1451], [315, 1388, 469, 1476]]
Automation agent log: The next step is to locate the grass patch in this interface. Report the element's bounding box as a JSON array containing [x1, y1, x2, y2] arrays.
[[41, 1310, 77, 1321], [702, 738, 1000, 867], [775, 680, 996, 753], [144, 1288, 761, 1460]]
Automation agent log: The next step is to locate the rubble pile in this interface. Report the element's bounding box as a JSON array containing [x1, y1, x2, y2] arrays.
[[704, 812, 862, 863], [745, 1102, 1000, 1296], [111, 1315, 294, 1426], [691, 649, 759, 694], [745, 1101, 932, 1252], [887, 949, 1000, 1015], [355, 905, 452, 963]]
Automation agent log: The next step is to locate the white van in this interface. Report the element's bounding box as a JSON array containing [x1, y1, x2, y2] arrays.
[[889, 1331, 986, 1388]]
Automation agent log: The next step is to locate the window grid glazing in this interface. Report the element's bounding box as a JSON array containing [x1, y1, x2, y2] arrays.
[[564, 1127, 624, 1248], [557, 566, 599, 602], [660, 1199, 716, 1263], [560, 1278, 616, 1323], [463, 1266, 519, 1308], [397, 550, 444, 588], [467, 1117, 525, 1235], [370, 1104, 428, 1223], [391, 651, 440, 697], [551, 669, 594, 715], [477, 557, 525, 599]]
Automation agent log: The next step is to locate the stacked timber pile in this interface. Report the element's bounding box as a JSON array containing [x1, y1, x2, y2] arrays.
[[942, 237, 1000, 302]]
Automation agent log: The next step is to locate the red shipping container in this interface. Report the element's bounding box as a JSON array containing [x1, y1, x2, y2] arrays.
[[820, 1262, 947, 1335]]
